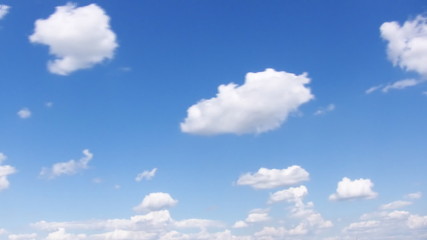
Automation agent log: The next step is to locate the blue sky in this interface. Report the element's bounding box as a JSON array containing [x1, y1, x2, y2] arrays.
[[0, 0, 427, 239]]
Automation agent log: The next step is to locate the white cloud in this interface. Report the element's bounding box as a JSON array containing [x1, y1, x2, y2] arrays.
[[344, 220, 380, 232], [17, 108, 31, 119], [0, 153, 16, 191], [45, 102, 53, 108], [314, 104, 335, 116], [406, 192, 422, 199], [380, 200, 412, 210], [268, 185, 308, 204], [232, 220, 248, 228], [133, 192, 178, 212], [29, 3, 118, 75], [381, 15, 427, 78], [329, 177, 378, 201], [0, 4, 10, 20], [0, 228, 6, 235], [7, 233, 37, 240], [382, 78, 424, 92], [180, 68, 314, 135], [245, 209, 270, 223], [40, 149, 93, 178], [407, 214, 427, 229], [135, 168, 157, 182], [365, 85, 383, 94], [45, 228, 86, 240], [236, 165, 309, 189]]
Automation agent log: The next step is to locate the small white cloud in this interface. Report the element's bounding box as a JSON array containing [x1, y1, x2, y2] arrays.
[[0, 228, 6, 235], [365, 85, 383, 94], [92, 178, 103, 184], [29, 3, 118, 75], [314, 104, 335, 116], [232, 220, 248, 228], [45, 102, 53, 108], [236, 165, 309, 189], [180, 68, 314, 135], [40, 149, 93, 179], [382, 78, 424, 92], [113, 184, 121, 190], [406, 192, 422, 199], [135, 168, 157, 182], [0, 153, 16, 192], [133, 192, 178, 212], [245, 209, 270, 223], [381, 15, 427, 78], [344, 220, 380, 232], [17, 108, 31, 119], [268, 185, 308, 204], [329, 177, 378, 201], [0, 5, 10, 20], [380, 200, 412, 210]]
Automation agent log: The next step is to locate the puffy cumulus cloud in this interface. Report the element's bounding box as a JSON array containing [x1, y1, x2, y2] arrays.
[[380, 200, 412, 210], [29, 3, 118, 75], [133, 192, 178, 212], [268, 185, 308, 204], [236, 165, 309, 189], [0, 4, 10, 20], [329, 177, 378, 201], [40, 149, 93, 179], [7, 233, 37, 240], [232, 220, 248, 229], [180, 68, 314, 135], [135, 168, 157, 182], [0, 153, 16, 191], [17, 108, 31, 119], [381, 15, 427, 78], [314, 104, 335, 116], [406, 192, 422, 199]]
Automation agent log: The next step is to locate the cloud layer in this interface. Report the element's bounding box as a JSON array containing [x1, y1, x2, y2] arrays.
[[181, 68, 314, 135], [29, 3, 118, 75]]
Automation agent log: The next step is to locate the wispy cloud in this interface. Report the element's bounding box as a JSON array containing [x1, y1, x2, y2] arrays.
[[314, 104, 335, 116], [17, 108, 31, 119], [135, 168, 157, 182], [0, 5, 10, 20], [40, 149, 93, 179]]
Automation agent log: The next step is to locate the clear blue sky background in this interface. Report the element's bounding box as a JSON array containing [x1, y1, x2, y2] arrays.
[[0, 0, 426, 239]]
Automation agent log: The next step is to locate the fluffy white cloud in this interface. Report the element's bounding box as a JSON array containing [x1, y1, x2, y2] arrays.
[[236, 165, 309, 189], [314, 104, 335, 116], [268, 185, 308, 204], [329, 177, 378, 201], [232, 220, 248, 229], [0, 4, 10, 20], [133, 192, 178, 212], [45, 228, 86, 240], [17, 108, 31, 119], [0, 153, 16, 192], [380, 200, 412, 210], [40, 149, 93, 178], [381, 15, 427, 78], [135, 168, 157, 182], [29, 3, 118, 75], [180, 68, 314, 135], [406, 192, 422, 199]]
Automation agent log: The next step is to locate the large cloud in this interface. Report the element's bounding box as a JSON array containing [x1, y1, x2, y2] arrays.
[[380, 15, 427, 78], [329, 177, 378, 201], [180, 68, 314, 135], [133, 192, 178, 212], [40, 149, 93, 179], [29, 3, 118, 75], [236, 165, 309, 189], [0, 4, 10, 20]]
